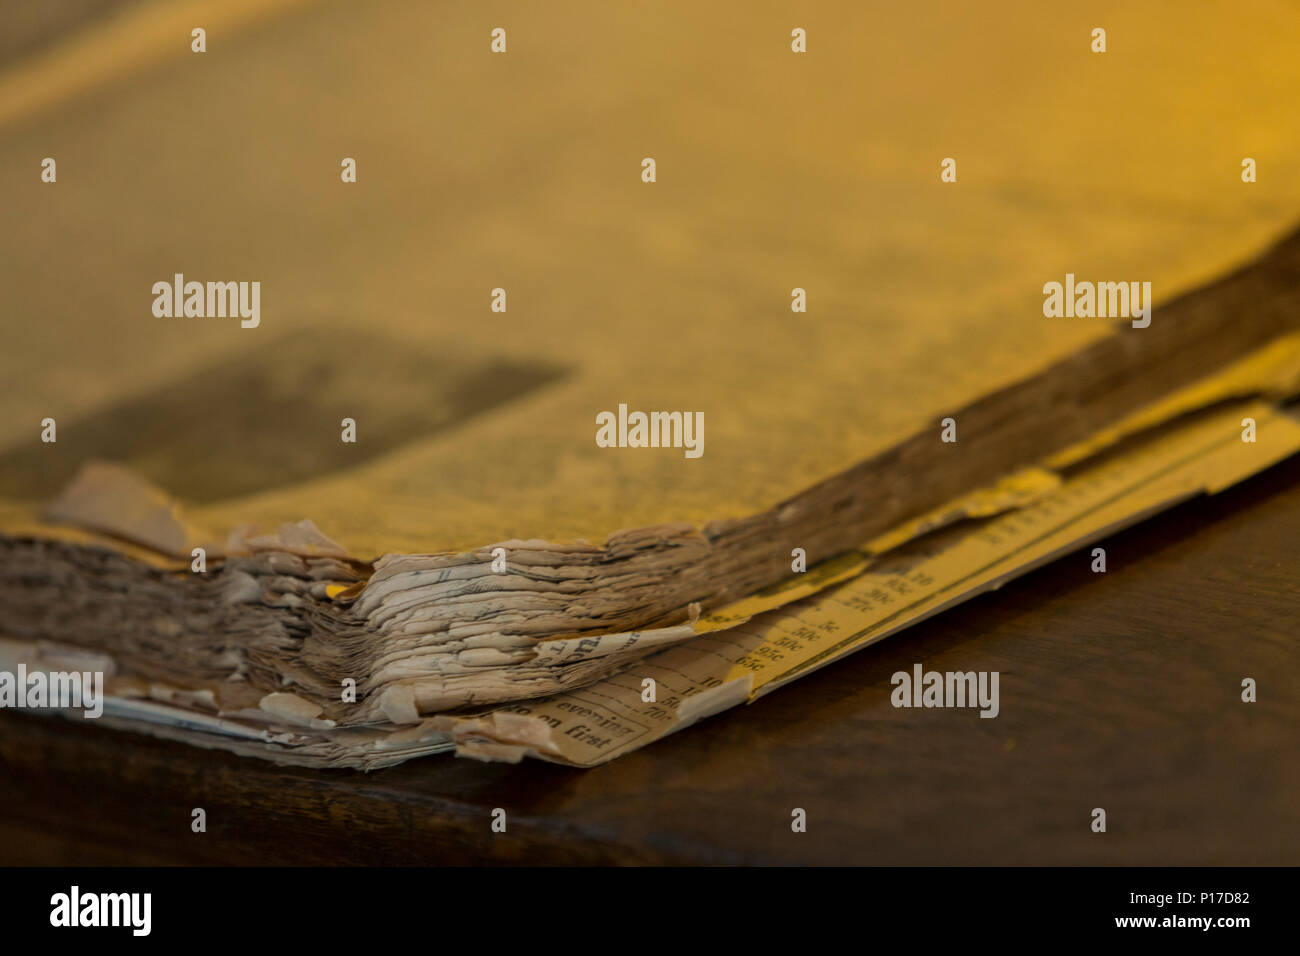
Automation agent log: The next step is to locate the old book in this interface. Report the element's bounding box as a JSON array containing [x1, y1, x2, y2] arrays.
[[7, 377, 1300, 768], [4, 0, 1300, 763]]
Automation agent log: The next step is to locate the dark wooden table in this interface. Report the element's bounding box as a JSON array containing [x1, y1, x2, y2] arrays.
[[2, 454, 1297, 866]]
